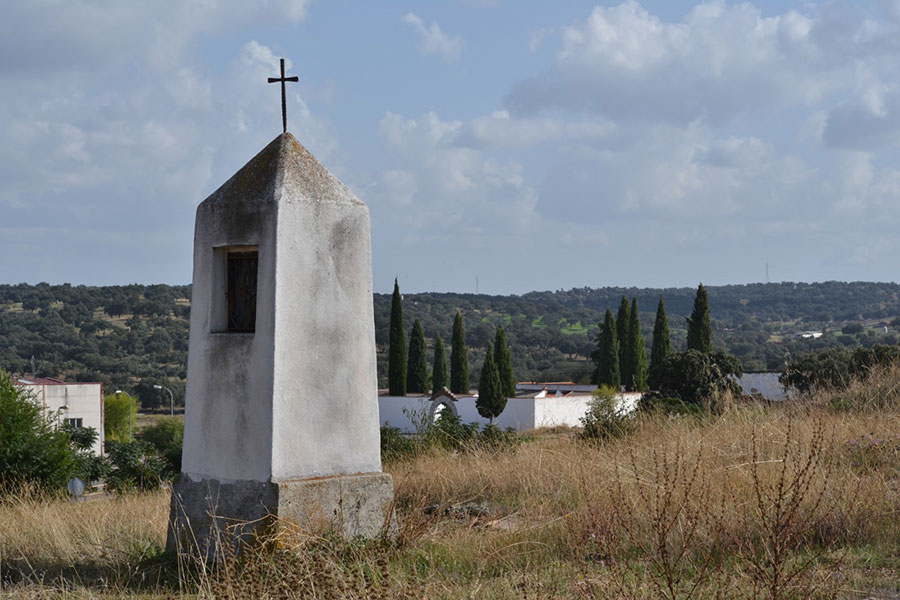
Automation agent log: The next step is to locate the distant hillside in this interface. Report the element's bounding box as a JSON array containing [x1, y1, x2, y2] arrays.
[[2, 281, 898, 408]]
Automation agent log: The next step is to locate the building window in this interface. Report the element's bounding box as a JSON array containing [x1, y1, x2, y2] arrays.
[[64, 418, 83, 428], [227, 251, 258, 332]]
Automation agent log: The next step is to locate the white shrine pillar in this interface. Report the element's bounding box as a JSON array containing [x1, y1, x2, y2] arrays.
[[167, 133, 393, 556]]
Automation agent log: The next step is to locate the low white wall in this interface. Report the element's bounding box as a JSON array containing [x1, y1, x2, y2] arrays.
[[534, 395, 592, 428], [378, 393, 640, 433], [378, 396, 536, 433], [617, 392, 642, 415], [456, 398, 536, 431], [378, 396, 433, 433]]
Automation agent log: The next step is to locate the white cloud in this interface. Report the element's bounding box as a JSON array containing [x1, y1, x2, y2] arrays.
[[454, 110, 612, 149], [443, 0, 900, 288], [528, 27, 557, 52], [0, 1, 313, 76], [402, 13, 465, 63], [373, 111, 538, 235], [5, 0, 900, 291], [272, 0, 312, 22], [0, 0, 333, 286], [167, 67, 213, 110], [504, 0, 900, 137], [533, 118, 826, 236], [823, 93, 900, 150], [702, 137, 772, 168]]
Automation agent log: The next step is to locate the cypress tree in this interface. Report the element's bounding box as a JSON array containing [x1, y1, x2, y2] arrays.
[[592, 308, 620, 388], [450, 311, 470, 394], [406, 318, 429, 394], [493, 325, 516, 397], [616, 296, 633, 389], [476, 342, 506, 425], [432, 333, 449, 392], [628, 297, 648, 391], [686, 283, 713, 354], [388, 278, 407, 396], [649, 297, 672, 390]]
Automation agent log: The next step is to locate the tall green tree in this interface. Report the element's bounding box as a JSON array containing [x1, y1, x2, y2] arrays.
[[592, 308, 620, 388], [657, 350, 742, 411], [0, 371, 77, 490], [388, 278, 407, 396], [105, 392, 137, 442], [493, 325, 516, 397], [616, 296, 633, 388], [686, 283, 713, 354], [450, 311, 470, 394], [476, 342, 506, 425], [649, 297, 672, 390], [406, 318, 429, 394], [432, 334, 449, 392], [628, 297, 648, 391]]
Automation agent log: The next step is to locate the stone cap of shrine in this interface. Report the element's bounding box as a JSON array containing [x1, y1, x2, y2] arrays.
[[200, 132, 363, 209]]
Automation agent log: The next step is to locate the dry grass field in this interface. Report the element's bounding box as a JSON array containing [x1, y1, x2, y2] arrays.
[[3, 366, 900, 598]]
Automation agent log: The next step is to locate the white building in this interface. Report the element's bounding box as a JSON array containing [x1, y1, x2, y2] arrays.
[[16, 377, 104, 456], [736, 373, 790, 402], [796, 331, 823, 339]]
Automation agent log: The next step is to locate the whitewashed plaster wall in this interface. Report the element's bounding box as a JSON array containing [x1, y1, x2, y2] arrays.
[[378, 396, 433, 433], [533, 395, 592, 429], [379, 396, 534, 433], [181, 133, 382, 484], [378, 394, 640, 434]]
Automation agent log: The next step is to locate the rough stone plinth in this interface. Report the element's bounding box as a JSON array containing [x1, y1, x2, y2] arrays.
[[167, 472, 395, 558]]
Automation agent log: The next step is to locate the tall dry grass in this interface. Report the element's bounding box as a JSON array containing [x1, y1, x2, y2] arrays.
[[0, 487, 169, 592], [2, 365, 900, 597], [386, 366, 900, 597]]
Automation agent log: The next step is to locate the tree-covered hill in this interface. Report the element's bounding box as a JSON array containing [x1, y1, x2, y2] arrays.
[[2, 281, 899, 407]]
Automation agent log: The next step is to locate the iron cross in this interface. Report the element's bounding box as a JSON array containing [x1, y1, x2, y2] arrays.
[[268, 58, 299, 133]]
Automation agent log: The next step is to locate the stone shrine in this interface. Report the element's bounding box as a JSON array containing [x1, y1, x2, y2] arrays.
[[167, 132, 393, 557]]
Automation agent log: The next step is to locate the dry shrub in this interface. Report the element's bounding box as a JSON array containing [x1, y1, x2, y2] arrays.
[[819, 362, 900, 412], [194, 534, 415, 600], [574, 439, 730, 599], [568, 400, 895, 599], [727, 415, 848, 600]]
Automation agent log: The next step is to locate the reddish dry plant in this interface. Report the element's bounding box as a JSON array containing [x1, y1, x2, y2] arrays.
[[578, 440, 731, 600], [732, 414, 848, 600]]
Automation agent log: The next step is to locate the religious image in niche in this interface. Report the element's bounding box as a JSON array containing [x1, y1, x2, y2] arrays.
[[227, 251, 258, 332]]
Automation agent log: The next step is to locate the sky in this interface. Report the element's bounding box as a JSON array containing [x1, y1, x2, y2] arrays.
[[2, 0, 900, 295]]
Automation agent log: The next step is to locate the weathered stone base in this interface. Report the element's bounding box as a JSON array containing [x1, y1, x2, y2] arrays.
[[166, 472, 395, 559]]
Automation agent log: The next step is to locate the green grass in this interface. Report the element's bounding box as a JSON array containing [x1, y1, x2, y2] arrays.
[[560, 321, 589, 335]]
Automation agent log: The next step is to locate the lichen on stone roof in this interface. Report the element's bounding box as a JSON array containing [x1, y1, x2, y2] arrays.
[[200, 132, 363, 209]]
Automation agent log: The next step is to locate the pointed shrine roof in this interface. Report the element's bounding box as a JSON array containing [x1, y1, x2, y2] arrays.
[[201, 132, 362, 208]]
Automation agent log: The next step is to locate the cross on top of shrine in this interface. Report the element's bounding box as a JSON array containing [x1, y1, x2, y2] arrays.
[[267, 58, 299, 133]]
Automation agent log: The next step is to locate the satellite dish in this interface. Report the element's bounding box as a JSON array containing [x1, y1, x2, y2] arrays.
[[67, 477, 86, 498]]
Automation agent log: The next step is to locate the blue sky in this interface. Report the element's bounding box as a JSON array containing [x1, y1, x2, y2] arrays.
[[2, 0, 900, 294]]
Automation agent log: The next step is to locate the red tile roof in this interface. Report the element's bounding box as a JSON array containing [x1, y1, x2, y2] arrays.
[[16, 377, 100, 386]]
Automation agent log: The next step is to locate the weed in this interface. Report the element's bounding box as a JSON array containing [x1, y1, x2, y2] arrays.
[[578, 440, 729, 599], [730, 415, 847, 600], [579, 385, 631, 442]]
